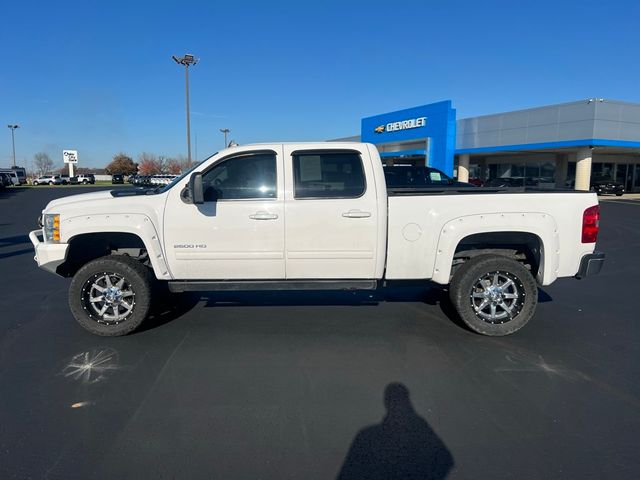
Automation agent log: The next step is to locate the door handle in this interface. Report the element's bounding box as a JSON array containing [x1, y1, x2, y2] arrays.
[[342, 209, 372, 218], [249, 211, 279, 220]]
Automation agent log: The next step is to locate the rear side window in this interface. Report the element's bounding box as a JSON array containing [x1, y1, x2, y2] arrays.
[[293, 151, 365, 199]]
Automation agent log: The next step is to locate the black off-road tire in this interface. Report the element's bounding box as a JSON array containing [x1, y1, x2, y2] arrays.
[[69, 255, 154, 336], [449, 254, 538, 336]]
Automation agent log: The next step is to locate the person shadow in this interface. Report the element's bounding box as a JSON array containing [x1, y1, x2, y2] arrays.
[[337, 383, 454, 480]]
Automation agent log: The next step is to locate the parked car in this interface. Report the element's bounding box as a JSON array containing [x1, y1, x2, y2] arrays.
[[70, 174, 96, 185], [60, 175, 70, 185], [111, 174, 124, 184], [32, 174, 62, 186], [484, 177, 536, 188], [0, 171, 18, 186], [30, 142, 604, 338], [0, 172, 12, 188], [590, 175, 624, 196], [0, 167, 27, 185], [0, 170, 20, 186], [383, 165, 473, 189]]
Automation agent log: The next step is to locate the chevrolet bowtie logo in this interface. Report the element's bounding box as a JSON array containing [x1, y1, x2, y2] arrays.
[[374, 125, 386, 133]]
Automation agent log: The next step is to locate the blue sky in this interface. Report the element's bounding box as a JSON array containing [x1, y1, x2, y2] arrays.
[[1, 0, 639, 169]]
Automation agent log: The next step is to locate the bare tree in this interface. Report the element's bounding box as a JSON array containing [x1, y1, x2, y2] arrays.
[[176, 154, 192, 171], [156, 156, 169, 174], [165, 158, 182, 174], [34, 152, 54, 175], [137, 152, 161, 175]]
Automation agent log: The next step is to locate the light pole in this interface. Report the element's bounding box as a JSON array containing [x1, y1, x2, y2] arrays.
[[7, 124, 19, 167], [220, 128, 230, 148], [172, 53, 198, 164]]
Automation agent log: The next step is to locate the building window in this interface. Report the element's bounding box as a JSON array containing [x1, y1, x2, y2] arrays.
[[485, 159, 558, 188], [591, 163, 614, 179]]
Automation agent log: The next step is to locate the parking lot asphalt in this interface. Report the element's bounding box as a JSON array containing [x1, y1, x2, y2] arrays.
[[1, 186, 639, 479]]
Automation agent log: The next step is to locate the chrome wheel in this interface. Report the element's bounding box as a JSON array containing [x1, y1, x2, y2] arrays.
[[469, 271, 525, 324], [81, 272, 136, 325]]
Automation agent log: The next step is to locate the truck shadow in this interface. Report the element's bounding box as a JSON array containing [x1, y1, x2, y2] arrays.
[[140, 283, 552, 333]]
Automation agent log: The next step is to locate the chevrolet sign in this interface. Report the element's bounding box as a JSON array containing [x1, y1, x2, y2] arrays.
[[374, 116, 427, 134]]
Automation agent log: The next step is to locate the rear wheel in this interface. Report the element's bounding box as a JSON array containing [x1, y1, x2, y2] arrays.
[[33, 181, 39, 186], [48, 181, 54, 185], [449, 255, 538, 336], [82, 179, 88, 184], [69, 255, 154, 336]]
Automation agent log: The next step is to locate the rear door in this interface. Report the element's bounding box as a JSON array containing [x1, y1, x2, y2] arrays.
[[283, 146, 379, 279]]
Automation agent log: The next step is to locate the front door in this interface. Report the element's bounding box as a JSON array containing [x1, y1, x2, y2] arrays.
[[163, 148, 285, 280], [282, 146, 379, 279]]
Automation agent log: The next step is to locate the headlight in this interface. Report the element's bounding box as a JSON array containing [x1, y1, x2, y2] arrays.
[[44, 214, 60, 242]]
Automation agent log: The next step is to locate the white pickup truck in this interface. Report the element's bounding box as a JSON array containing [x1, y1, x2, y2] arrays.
[[30, 142, 604, 337]]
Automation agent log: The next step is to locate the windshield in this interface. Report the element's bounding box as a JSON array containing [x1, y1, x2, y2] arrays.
[[158, 155, 214, 193]]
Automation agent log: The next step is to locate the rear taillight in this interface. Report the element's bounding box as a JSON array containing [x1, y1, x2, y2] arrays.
[[582, 205, 600, 243]]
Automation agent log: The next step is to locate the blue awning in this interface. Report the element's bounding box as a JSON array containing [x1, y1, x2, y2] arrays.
[[379, 149, 427, 158]]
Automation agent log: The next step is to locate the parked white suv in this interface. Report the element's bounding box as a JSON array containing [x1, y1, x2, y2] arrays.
[[30, 142, 604, 337], [32, 174, 62, 186], [70, 174, 96, 185]]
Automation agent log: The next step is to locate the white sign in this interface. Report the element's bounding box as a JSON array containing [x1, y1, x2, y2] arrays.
[[63, 150, 78, 164], [299, 155, 323, 182]]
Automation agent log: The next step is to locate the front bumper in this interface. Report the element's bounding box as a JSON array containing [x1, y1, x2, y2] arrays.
[[575, 251, 605, 279], [29, 230, 69, 275]]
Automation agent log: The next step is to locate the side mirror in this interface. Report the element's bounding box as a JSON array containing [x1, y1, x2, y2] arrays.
[[189, 172, 204, 204]]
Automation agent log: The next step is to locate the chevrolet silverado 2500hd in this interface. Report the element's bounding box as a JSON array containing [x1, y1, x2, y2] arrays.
[[30, 143, 604, 336]]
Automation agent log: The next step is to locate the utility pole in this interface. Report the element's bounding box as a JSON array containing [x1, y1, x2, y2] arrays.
[[172, 54, 199, 164], [7, 124, 19, 167], [220, 128, 230, 148]]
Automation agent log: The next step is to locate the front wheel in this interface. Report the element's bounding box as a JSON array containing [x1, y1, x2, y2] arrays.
[[82, 179, 88, 184], [33, 181, 39, 186], [449, 255, 538, 336], [69, 255, 154, 336], [48, 181, 54, 185]]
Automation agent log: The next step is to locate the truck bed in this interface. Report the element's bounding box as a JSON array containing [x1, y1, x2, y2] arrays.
[[384, 189, 599, 285], [387, 186, 590, 196]]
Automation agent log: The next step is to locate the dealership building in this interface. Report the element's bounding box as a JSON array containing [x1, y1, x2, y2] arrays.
[[337, 98, 640, 192]]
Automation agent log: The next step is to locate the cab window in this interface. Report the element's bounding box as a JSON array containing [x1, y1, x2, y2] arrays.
[[292, 151, 365, 199], [202, 151, 277, 201]]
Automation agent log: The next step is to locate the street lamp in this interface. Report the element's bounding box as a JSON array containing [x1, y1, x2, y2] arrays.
[[220, 128, 230, 148], [172, 53, 199, 164], [7, 124, 19, 167]]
